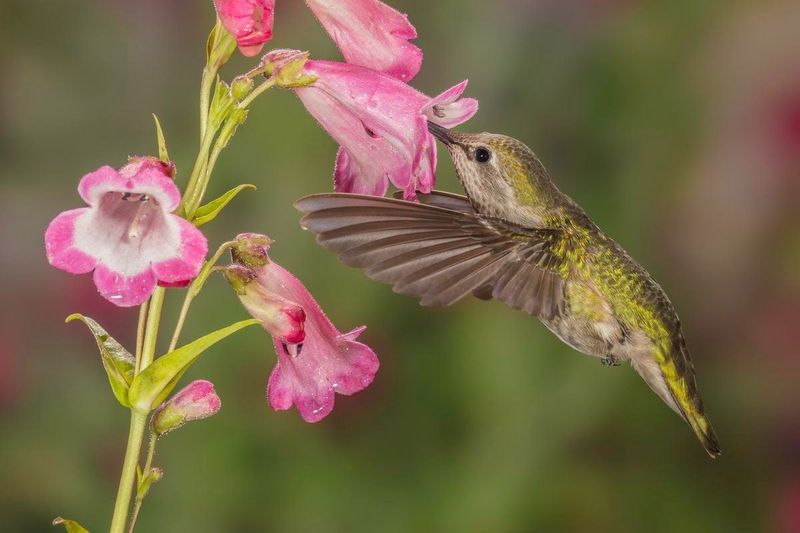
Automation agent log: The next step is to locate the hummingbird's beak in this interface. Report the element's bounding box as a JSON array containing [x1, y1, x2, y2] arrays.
[[427, 121, 454, 146]]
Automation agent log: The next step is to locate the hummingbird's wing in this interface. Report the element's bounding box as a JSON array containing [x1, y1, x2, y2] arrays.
[[295, 192, 566, 319]]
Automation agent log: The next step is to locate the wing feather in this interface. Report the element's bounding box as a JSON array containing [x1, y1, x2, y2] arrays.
[[295, 192, 569, 319]]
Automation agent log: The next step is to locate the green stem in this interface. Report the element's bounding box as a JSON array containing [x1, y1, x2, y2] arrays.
[[238, 77, 275, 109], [199, 67, 215, 141], [127, 434, 158, 533], [181, 128, 217, 220], [109, 412, 147, 533], [168, 241, 235, 353], [134, 303, 148, 374], [108, 288, 165, 533]]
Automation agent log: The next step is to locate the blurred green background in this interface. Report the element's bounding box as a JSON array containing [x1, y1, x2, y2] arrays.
[[2, 0, 799, 531]]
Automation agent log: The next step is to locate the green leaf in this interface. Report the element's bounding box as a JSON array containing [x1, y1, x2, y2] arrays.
[[192, 184, 256, 227], [152, 114, 169, 162], [66, 314, 135, 408], [128, 319, 259, 413], [52, 517, 90, 533]]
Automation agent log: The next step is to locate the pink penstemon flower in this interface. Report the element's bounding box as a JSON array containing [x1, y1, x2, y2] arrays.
[[270, 54, 478, 199], [224, 233, 379, 422], [305, 0, 423, 81], [214, 0, 275, 57], [44, 157, 208, 307]]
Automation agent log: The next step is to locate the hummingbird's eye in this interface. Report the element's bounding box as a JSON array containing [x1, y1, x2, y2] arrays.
[[474, 147, 491, 163]]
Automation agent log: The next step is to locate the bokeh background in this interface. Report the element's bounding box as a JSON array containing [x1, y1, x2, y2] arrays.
[[1, 0, 799, 531]]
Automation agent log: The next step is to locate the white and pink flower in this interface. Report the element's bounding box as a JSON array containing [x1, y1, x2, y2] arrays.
[[286, 57, 478, 199], [224, 233, 378, 423], [44, 157, 208, 307]]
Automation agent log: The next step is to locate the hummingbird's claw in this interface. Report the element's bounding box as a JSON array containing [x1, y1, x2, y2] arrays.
[[601, 355, 620, 366]]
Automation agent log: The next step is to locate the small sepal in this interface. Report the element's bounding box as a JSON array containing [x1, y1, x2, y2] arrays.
[[261, 49, 317, 88], [206, 19, 236, 68], [152, 114, 170, 163], [193, 184, 256, 227], [52, 517, 90, 533], [136, 466, 164, 501], [209, 78, 235, 131], [66, 314, 135, 407], [127, 319, 259, 413], [231, 75, 255, 101], [229, 232, 272, 269]]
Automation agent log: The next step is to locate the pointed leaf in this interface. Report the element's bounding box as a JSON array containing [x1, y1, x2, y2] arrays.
[[52, 517, 90, 533], [128, 319, 258, 413], [66, 314, 135, 408], [152, 114, 169, 162], [192, 184, 256, 227]]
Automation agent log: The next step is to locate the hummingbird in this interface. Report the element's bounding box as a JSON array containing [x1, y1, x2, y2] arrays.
[[295, 123, 721, 458]]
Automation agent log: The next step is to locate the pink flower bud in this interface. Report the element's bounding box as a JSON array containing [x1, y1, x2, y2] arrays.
[[151, 380, 221, 436], [213, 0, 274, 58]]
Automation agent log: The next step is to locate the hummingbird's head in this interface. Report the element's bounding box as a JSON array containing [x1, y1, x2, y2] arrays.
[[428, 122, 561, 225]]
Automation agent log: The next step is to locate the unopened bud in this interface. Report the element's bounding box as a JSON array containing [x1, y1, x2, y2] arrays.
[[151, 380, 221, 437], [231, 75, 254, 101]]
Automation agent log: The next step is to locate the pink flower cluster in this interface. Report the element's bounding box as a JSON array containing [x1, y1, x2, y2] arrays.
[[215, 0, 478, 198], [44, 0, 479, 422]]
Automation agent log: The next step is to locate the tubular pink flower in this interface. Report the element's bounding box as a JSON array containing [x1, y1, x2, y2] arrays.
[[225, 233, 379, 423], [288, 58, 478, 199], [151, 380, 222, 436], [44, 157, 208, 307], [214, 0, 275, 57], [305, 0, 422, 82]]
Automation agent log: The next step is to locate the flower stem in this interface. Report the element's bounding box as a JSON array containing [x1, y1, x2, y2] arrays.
[[238, 77, 275, 109], [199, 67, 215, 141], [127, 434, 158, 533], [134, 303, 148, 373], [168, 241, 235, 352], [108, 288, 165, 533], [109, 412, 147, 533], [182, 128, 217, 220]]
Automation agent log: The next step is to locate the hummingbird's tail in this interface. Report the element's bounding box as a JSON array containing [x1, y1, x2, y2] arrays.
[[630, 342, 721, 459], [687, 410, 721, 459]]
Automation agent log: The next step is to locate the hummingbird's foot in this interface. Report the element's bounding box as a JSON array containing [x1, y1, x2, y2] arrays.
[[601, 355, 620, 367]]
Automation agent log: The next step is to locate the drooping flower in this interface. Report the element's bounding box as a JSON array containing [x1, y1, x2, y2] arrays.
[[224, 233, 378, 423], [268, 54, 478, 199], [44, 157, 208, 307], [305, 0, 422, 82], [214, 0, 275, 57], [152, 380, 221, 436]]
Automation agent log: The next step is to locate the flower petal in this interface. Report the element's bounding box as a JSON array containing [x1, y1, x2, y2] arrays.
[[151, 218, 208, 284], [305, 0, 422, 81], [423, 80, 480, 128], [77, 166, 128, 206], [333, 147, 390, 196], [128, 166, 182, 212], [45, 208, 98, 274], [93, 263, 157, 307]]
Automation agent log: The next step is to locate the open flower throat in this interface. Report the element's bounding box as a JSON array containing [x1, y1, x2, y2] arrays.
[[45, 158, 208, 306]]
